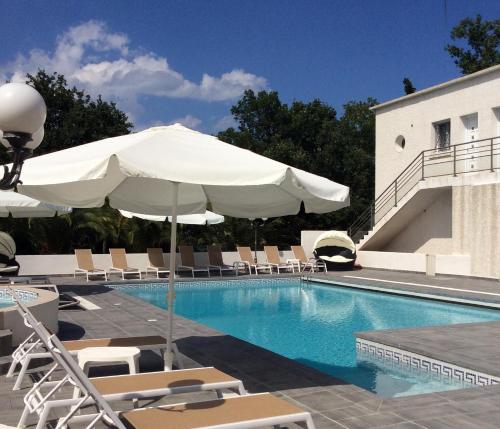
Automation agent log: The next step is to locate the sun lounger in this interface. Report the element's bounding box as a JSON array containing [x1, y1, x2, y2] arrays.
[[264, 246, 294, 273], [177, 245, 210, 277], [207, 245, 237, 276], [74, 249, 107, 281], [291, 245, 327, 273], [13, 303, 250, 429], [7, 332, 176, 391], [236, 247, 272, 275], [15, 302, 313, 429], [109, 248, 142, 279], [145, 248, 170, 278]]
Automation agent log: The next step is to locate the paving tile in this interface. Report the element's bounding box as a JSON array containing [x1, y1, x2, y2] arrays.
[[392, 403, 462, 421], [291, 390, 354, 412], [336, 412, 407, 428]]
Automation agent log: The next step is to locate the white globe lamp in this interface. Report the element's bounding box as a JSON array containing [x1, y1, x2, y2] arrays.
[[0, 82, 47, 189]]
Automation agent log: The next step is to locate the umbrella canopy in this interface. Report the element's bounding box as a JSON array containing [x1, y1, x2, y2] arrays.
[[0, 190, 71, 218], [119, 209, 224, 225], [16, 124, 349, 217], [16, 123, 349, 370]]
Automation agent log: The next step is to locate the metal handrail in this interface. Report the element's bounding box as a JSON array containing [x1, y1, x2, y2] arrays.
[[348, 136, 500, 241]]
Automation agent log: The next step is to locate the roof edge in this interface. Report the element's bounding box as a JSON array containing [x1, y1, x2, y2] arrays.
[[371, 64, 500, 111]]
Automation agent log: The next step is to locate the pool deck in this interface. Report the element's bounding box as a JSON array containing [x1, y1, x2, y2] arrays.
[[2, 269, 500, 427], [308, 269, 500, 380]]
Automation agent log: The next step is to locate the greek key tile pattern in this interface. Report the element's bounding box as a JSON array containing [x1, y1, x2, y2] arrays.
[[112, 277, 298, 291], [0, 288, 37, 303], [356, 338, 500, 386]]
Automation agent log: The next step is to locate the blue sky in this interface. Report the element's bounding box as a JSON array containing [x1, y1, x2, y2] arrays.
[[1, 0, 499, 132]]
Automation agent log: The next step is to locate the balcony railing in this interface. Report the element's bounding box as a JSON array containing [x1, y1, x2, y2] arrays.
[[348, 136, 500, 243]]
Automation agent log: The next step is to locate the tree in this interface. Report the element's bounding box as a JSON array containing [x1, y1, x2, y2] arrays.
[[403, 78, 416, 95], [446, 15, 500, 74], [0, 70, 134, 254], [218, 90, 376, 247]]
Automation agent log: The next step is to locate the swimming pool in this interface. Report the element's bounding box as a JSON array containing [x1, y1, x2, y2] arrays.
[[116, 278, 500, 397]]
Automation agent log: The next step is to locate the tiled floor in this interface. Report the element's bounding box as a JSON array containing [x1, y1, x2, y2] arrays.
[[2, 270, 500, 427]]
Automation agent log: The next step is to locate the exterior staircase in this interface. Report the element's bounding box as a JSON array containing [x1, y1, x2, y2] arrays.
[[348, 135, 500, 247]]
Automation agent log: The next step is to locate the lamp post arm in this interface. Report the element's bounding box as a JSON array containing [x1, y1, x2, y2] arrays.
[[0, 132, 33, 190]]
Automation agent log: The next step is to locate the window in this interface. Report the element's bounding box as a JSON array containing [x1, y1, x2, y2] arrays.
[[394, 135, 405, 152], [434, 121, 450, 150]]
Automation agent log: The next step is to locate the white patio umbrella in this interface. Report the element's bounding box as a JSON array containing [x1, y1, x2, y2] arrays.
[[119, 209, 224, 225], [16, 123, 349, 369], [0, 190, 71, 218]]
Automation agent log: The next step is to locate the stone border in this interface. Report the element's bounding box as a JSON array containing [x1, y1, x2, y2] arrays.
[[356, 337, 500, 386]]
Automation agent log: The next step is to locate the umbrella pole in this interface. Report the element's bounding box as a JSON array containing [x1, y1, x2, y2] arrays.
[[165, 182, 179, 371]]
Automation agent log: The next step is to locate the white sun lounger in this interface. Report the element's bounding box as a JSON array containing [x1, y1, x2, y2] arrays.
[[207, 245, 237, 276], [74, 249, 107, 281], [7, 331, 179, 391], [145, 248, 170, 278], [15, 300, 314, 429], [177, 245, 211, 277], [13, 300, 247, 429], [291, 245, 327, 273], [264, 246, 294, 273], [236, 246, 272, 275], [109, 248, 142, 280]]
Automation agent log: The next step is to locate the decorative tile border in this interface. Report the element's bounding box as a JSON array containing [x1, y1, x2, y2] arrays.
[[356, 338, 500, 386], [112, 277, 299, 291], [0, 288, 37, 303]]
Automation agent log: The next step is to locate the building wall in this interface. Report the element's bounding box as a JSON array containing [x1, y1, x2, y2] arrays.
[[16, 250, 296, 276], [382, 189, 452, 254], [453, 183, 500, 278], [374, 69, 500, 196]]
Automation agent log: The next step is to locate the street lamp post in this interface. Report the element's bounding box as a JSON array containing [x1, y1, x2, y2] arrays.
[[249, 217, 268, 262], [0, 83, 46, 190]]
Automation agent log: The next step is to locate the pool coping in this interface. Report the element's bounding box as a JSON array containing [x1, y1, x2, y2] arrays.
[[6, 274, 500, 428], [304, 274, 500, 381]]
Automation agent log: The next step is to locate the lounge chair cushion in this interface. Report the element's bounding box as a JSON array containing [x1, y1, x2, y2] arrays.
[[92, 367, 238, 395], [120, 393, 305, 429], [62, 335, 166, 352]]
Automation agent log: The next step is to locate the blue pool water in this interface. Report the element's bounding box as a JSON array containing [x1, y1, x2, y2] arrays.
[[0, 301, 13, 309], [116, 278, 500, 397]]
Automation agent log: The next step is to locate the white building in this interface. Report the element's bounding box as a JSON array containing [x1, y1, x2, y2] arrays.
[[353, 65, 500, 278]]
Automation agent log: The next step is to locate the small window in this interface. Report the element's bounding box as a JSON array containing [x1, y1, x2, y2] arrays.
[[394, 135, 405, 152], [434, 120, 450, 151]]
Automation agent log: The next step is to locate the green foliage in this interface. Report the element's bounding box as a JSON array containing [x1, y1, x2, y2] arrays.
[[218, 90, 376, 248], [446, 15, 500, 74], [1, 74, 376, 254], [0, 70, 134, 254], [403, 77, 416, 95]]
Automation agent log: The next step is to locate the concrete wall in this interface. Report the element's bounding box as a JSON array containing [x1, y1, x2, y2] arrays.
[[0, 286, 59, 345], [16, 250, 295, 276], [453, 183, 500, 278], [382, 189, 452, 253], [375, 68, 500, 196], [357, 251, 471, 276]]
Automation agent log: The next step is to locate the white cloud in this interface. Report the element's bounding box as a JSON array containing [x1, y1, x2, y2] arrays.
[[1, 20, 268, 120], [214, 115, 238, 131], [167, 115, 202, 129]]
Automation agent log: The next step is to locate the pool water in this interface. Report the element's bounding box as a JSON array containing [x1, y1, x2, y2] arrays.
[[0, 300, 14, 309], [116, 278, 500, 397]]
